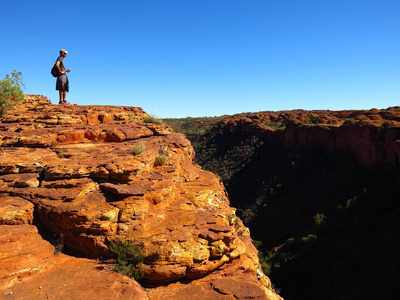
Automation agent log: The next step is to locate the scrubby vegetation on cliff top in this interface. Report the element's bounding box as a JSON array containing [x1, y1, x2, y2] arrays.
[[0, 70, 25, 116], [164, 108, 400, 300]]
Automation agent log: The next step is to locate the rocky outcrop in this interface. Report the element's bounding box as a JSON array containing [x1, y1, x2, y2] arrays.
[[0, 224, 148, 299], [0, 95, 281, 299]]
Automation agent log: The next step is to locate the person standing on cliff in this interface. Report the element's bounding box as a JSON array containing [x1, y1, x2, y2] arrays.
[[55, 49, 71, 104]]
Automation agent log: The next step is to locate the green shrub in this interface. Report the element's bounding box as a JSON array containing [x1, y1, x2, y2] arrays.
[[263, 122, 285, 130], [346, 196, 358, 209], [132, 143, 146, 156], [307, 113, 318, 124], [0, 70, 25, 116], [253, 240, 263, 250], [238, 207, 256, 224], [260, 260, 272, 275], [128, 113, 136, 121], [54, 233, 65, 254], [143, 114, 163, 125], [314, 213, 327, 227], [154, 154, 168, 166], [286, 237, 294, 243], [109, 239, 145, 280], [301, 234, 317, 244], [57, 151, 67, 159]]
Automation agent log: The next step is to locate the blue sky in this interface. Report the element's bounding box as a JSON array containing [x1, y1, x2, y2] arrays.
[[1, 0, 399, 118]]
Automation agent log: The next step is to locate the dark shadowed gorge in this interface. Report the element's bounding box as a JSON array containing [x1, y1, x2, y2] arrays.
[[165, 108, 400, 300]]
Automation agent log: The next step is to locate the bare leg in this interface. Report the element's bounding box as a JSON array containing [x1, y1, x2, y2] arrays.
[[59, 91, 63, 104], [59, 91, 67, 104]]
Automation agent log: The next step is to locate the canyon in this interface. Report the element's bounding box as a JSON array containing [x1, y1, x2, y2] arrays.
[[165, 107, 400, 299], [3, 95, 400, 299]]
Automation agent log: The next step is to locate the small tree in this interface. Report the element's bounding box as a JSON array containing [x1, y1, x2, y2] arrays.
[[0, 70, 25, 116], [109, 239, 145, 280]]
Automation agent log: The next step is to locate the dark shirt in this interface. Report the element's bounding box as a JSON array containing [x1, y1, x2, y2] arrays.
[[57, 56, 65, 72]]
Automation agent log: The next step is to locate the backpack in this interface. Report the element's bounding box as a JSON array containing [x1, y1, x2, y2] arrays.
[[51, 63, 58, 77]]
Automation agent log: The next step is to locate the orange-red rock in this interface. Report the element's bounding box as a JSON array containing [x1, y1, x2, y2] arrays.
[[0, 225, 147, 299], [0, 95, 281, 300], [0, 197, 34, 225]]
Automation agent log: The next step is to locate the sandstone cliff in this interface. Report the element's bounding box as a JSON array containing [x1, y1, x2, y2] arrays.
[[0, 95, 282, 299], [167, 108, 400, 183], [208, 108, 400, 167]]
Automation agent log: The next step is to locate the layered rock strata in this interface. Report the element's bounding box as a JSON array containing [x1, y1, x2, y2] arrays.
[[0, 95, 281, 299], [211, 108, 400, 166]]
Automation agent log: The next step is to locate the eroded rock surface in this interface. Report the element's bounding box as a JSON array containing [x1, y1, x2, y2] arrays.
[[0, 95, 281, 299]]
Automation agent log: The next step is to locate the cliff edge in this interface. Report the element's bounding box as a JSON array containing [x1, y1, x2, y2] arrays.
[[0, 95, 282, 300]]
